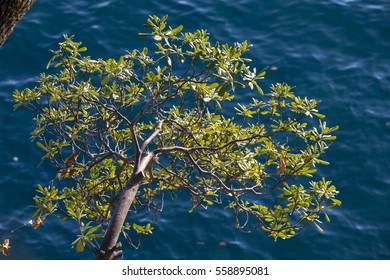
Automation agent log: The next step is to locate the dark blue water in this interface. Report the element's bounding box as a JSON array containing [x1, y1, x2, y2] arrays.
[[1, 0, 389, 260]]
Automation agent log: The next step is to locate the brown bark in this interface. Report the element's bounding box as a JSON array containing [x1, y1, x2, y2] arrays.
[[0, 0, 36, 47]]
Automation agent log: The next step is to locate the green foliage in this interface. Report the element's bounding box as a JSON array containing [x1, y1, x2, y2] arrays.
[[13, 15, 339, 254]]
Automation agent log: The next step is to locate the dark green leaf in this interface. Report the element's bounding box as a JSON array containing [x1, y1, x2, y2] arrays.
[[218, 83, 229, 97], [138, 33, 150, 38]]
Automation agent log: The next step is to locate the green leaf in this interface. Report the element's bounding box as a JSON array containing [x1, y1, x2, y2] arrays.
[[118, 56, 125, 66], [323, 136, 337, 141], [101, 76, 110, 86], [323, 211, 331, 223], [257, 70, 267, 77], [313, 112, 326, 119], [331, 199, 342, 206], [242, 40, 248, 51], [206, 191, 218, 197], [316, 159, 330, 165], [204, 63, 216, 71], [76, 240, 84, 253], [86, 224, 101, 236], [170, 25, 183, 34], [145, 223, 154, 234], [203, 199, 213, 205], [218, 83, 229, 97], [255, 83, 264, 95], [109, 165, 116, 178], [88, 234, 104, 239], [36, 142, 46, 150], [31, 209, 40, 218], [313, 222, 323, 233], [216, 100, 222, 110], [138, 33, 150, 38]]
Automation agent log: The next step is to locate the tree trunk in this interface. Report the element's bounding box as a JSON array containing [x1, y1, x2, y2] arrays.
[[96, 152, 155, 260], [0, 0, 36, 47]]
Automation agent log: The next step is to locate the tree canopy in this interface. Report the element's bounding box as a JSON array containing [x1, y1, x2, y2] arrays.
[[11, 15, 340, 259]]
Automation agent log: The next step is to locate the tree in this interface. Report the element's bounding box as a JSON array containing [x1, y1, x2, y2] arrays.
[[0, 0, 36, 47], [12, 15, 340, 260]]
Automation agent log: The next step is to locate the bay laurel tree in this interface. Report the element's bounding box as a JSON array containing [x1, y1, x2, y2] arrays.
[[13, 15, 340, 259]]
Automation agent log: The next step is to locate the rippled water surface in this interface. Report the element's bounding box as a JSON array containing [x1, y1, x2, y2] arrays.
[[0, 0, 389, 259]]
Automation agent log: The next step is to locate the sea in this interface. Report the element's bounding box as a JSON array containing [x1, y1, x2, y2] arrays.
[[0, 0, 389, 260]]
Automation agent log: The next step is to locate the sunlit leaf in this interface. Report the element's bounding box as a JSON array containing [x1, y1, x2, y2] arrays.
[[36, 142, 46, 150], [86, 224, 101, 236], [313, 222, 324, 233]]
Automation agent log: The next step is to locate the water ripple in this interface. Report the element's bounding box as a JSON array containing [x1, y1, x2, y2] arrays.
[[1, 0, 389, 260]]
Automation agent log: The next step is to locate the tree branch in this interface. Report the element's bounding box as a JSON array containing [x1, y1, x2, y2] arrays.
[[140, 120, 164, 153]]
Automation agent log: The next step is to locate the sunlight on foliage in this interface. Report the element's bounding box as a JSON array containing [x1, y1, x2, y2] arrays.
[[13, 15, 339, 257]]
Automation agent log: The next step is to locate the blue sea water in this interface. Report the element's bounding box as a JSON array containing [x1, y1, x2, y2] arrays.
[[0, 0, 389, 260]]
